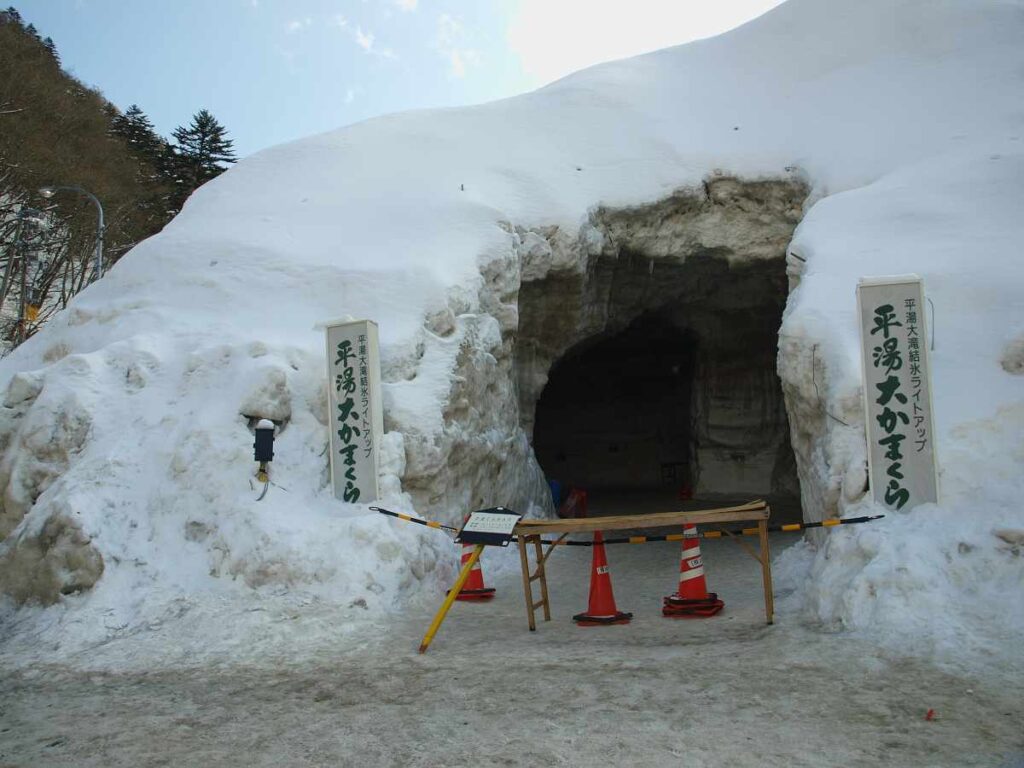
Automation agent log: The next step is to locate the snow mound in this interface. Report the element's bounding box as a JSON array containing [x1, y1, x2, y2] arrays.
[[1, 0, 1022, 666]]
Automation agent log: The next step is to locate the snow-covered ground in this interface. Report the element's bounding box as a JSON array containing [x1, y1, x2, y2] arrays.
[[0, 0, 1022, 726], [2, 536, 1022, 767]]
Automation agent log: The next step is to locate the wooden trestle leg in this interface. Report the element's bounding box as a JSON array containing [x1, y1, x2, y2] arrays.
[[531, 535, 552, 622], [517, 533, 536, 631], [759, 518, 774, 625], [517, 533, 552, 631]]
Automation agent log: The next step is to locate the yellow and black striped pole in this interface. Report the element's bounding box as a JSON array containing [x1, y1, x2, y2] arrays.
[[371, 506, 456, 532], [418, 544, 484, 654], [370, 506, 883, 547]]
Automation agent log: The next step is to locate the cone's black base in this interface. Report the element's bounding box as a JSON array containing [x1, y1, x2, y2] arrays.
[[448, 587, 496, 601], [664, 591, 720, 605], [662, 592, 724, 618], [572, 610, 633, 626]]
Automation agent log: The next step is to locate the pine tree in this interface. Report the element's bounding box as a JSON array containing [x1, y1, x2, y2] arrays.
[[109, 103, 175, 224], [41, 35, 58, 64], [111, 104, 164, 167], [0, 4, 180, 343], [169, 109, 236, 194]]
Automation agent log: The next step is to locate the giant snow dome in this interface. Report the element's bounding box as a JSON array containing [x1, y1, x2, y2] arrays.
[[0, 0, 1022, 654]]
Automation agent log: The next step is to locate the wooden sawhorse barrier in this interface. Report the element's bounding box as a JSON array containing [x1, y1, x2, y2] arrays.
[[513, 500, 775, 631]]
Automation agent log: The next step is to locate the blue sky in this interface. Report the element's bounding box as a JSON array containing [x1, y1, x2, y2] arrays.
[[14, 0, 783, 158]]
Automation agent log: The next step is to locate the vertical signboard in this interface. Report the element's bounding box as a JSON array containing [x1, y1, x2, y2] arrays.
[[325, 319, 383, 504], [857, 275, 939, 511]]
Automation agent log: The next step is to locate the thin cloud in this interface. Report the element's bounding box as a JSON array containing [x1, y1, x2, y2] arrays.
[[436, 13, 459, 47], [286, 17, 312, 34], [347, 24, 397, 59], [448, 50, 466, 78], [394, 0, 418, 11], [331, 13, 397, 59], [435, 13, 479, 78], [507, 0, 785, 85], [355, 26, 374, 50]]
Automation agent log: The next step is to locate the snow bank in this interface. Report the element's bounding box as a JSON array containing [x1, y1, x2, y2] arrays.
[[1, 0, 1022, 665], [775, 402, 1024, 662], [775, 148, 1024, 655]]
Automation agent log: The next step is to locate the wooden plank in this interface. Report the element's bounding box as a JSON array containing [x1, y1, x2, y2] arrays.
[[514, 501, 769, 535], [541, 533, 569, 564], [517, 533, 536, 632], [759, 517, 775, 625], [720, 526, 762, 565], [532, 535, 552, 622]]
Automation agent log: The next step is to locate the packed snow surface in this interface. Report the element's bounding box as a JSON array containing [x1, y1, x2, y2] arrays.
[[1, 0, 1022, 675], [3, 539, 1023, 766]]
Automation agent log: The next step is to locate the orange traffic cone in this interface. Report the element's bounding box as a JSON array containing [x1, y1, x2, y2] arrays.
[[452, 540, 495, 601], [557, 488, 589, 519], [663, 524, 724, 618], [573, 532, 632, 626]]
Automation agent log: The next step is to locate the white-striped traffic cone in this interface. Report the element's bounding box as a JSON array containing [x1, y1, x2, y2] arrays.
[[663, 524, 724, 617]]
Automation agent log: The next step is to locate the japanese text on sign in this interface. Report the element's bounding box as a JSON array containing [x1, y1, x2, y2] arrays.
[[457, 508, 523, 547], [326, 320, 383, 504], [857, 276, 938, 511]]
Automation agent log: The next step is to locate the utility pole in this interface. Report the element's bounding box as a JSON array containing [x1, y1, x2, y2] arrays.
[[2, 208, 44, 346], [39, 185, 104, 282]]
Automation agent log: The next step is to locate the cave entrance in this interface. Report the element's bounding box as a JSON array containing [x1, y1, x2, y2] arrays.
[[521, 263, 803, 525], [515, 179, 808, 523], [533, 312, 699, 495]]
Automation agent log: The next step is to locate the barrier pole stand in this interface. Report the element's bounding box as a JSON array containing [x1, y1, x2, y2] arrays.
[[418, 544, 485, 654]]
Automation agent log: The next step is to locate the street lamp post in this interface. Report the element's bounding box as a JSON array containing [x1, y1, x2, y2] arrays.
[[39, 185, 104, 282], [2, 208, 45, 344]]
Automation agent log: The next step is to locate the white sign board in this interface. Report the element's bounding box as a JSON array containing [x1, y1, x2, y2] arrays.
[[462, 512, 520, 537], [325, 319, 383, 504], [457, 508, 523, 546], [857, 275, 939, 511]]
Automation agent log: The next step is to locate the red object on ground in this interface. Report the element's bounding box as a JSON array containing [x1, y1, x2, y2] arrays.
[[925, 709, 936, 721], [557, 488, 589, 518], [677, 484, 694, 501], [663, 523, 725, 618], [577, 489, 588, 517], [573, 532, 632, 626], [453, 539, 495, 601]]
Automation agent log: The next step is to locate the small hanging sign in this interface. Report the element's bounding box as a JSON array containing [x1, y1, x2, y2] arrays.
[[457, 508, 522, 547]]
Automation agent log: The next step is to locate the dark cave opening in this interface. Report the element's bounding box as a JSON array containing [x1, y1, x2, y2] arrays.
[[526, 259, 801, 521], [533, 312, 698, 492]]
